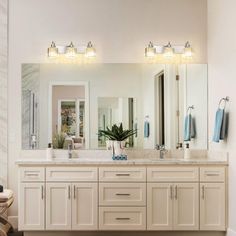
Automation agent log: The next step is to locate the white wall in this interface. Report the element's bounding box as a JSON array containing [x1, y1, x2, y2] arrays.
[[8, 0, 207, 221], [208, 0, 236, 234]]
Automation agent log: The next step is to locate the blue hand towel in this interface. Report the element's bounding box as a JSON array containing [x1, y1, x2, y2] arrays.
[[213, 108, 226, 142], [184, 114, 196, 141], [144, 121, 150, 138]]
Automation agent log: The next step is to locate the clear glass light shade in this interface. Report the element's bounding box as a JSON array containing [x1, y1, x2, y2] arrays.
[[183, 42, 193, 58], [163, 42, 174, 58], [85, 41, 96, 58], [65, 42, 77, 58], [145, 42, 156, 57], [48, 41, 58, 58]]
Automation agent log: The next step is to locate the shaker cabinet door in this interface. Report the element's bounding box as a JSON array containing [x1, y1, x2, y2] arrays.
[[46, 183, 72, 230], [72, 183, 98, 230], [200, 183, 225, 231], [19, 183, 45, 230], [147, 183, 173, 230]]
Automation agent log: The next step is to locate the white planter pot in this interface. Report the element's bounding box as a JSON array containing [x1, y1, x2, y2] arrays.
[[113, 141, 126, 156], [106, 140, 114, 150]]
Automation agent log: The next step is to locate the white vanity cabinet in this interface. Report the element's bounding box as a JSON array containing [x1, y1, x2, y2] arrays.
[[18, 164, 227, 233], [147, 167, 199, 231], [200, 167, 226, 230], [19, 167, 45, 231], [19, 182, 45, 230]]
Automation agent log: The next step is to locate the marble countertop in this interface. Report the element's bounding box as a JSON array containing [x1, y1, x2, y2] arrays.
[[15, 157, 228, 166]]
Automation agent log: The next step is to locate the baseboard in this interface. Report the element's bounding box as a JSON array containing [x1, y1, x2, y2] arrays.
[[227, 228, 236, 236], [8, 216, 18, 229]]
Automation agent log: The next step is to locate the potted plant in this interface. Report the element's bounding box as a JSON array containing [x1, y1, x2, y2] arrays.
[[98, 123, 137, 156]]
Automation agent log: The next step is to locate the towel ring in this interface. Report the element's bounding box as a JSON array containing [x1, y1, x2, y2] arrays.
[[218, 96, 229, 109], [187, 105, 194, 114]]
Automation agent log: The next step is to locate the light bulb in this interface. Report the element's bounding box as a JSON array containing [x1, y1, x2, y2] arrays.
[[65, 42, 77, 58], [145, 41, 156, 57], [85, 41, 96, 58], [48, 41, 58, 58], [183, 41, 193, 58], [163, 42, 174, 59]]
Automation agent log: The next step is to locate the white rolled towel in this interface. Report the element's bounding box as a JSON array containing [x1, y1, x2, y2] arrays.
[[0, 189, 13, 202]]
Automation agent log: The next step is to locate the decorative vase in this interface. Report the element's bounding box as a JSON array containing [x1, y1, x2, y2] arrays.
[[113, 141, 126, 156]]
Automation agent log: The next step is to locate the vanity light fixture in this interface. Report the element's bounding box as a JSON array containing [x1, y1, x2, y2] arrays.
[[85, 41, 96, 58], [182, 41, 193, 58], [144, 41, 193, 60], [163, 42, 174, 59], [65, 42, 77, 58], [145, 41, 156, 58], [47, 41, 96, 59], [48, 41, 58, 58]]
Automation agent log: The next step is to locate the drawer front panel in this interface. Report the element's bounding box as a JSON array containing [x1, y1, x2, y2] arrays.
[[46, 167, 98, 182], [147, 167, 199, 182], [99, 167, 146, 182], [200, 167, 225, 182], [99, 207, 146, 230], [20, 167, 45, 182], [99, 183, 146, 206]]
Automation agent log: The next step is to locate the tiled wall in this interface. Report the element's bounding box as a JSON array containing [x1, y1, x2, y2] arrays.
[[0, 0, 8, 187]]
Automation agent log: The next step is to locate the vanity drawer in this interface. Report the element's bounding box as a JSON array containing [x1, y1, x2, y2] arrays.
[[99, 183, 146, 206], [20, 167, 45, 182], [99, 207, 146, 230], [200, 167, 225, 182], [99, 167, 146, 182], [147, 167, 199, 182], [46, 167, 98, 182]]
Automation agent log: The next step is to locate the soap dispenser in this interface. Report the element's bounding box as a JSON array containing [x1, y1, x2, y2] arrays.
[[46, 143, 53, 160], [184, 143, 191, 159]]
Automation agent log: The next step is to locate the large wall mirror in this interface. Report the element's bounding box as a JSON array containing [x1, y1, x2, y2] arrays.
[[21, 63, 208, 150]]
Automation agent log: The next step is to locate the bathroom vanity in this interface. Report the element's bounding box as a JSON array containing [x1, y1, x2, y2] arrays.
[[17, 153, 228, 233]]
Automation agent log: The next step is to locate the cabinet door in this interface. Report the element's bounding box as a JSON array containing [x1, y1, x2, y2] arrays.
[[19, 183, 45, 230], [72, 183, 98, 230], [46, 183, 71, 230], [147, 183, 173, 230], [173, 183, 199, 230], [200, 183, 225, 230]]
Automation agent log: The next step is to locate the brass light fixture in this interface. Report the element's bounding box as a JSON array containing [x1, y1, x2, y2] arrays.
[[47, 41, 96, 59]]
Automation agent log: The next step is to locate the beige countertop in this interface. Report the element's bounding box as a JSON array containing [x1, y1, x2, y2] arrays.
[[15, 157, 228, 166]]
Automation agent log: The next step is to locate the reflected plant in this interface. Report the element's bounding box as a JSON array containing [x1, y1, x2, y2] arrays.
[[98, 123, 137, 141], [52, 132, 66, 149]]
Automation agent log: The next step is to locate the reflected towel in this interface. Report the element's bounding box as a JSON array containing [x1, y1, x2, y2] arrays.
[[184, 114, 196, 141], [213, 108, 228, 142], [144, 121, 150, 138]]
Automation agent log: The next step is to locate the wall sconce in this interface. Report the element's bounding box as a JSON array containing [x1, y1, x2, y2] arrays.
[[47, 41, 96, 59], [144, 41, 193, 60]]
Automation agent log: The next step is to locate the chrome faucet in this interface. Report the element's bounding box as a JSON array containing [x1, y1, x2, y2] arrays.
[[155, 144, 167, 159], [68, 144, 73, 159]]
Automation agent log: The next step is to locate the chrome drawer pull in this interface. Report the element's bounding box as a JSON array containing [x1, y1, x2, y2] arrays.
[[68, 185, 71, 199], [201, 185, 205, 199], [206, 173, 219, 176], [170, 185, 173, 199], [116, 217, 130, 220], [175, 185, 178, 200], [26, 173, 39, 176], [41, 185, 44, 199], [74, 185, 76, 199], [116, 173, 130, 176], [116, 193, 131, 196]]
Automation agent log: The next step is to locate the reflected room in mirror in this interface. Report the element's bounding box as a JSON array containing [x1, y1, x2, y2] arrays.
[[21, 63, 208, 150]]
